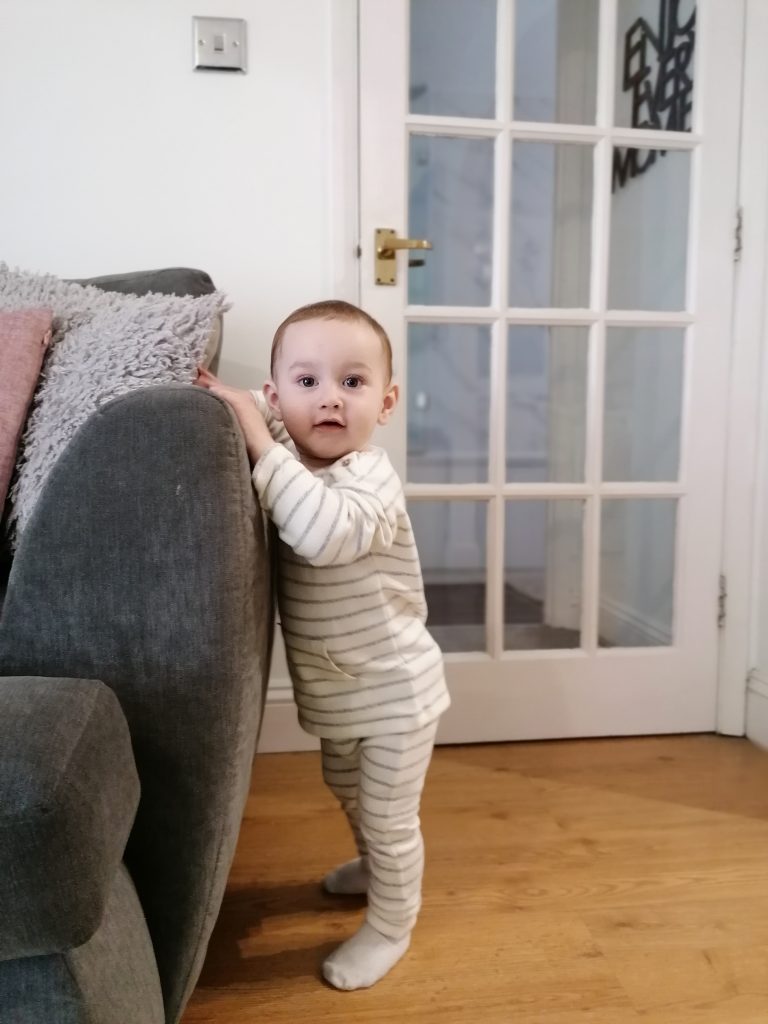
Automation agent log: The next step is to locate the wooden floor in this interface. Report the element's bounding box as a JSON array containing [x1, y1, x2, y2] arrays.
[[183, 735, 768, 1023]]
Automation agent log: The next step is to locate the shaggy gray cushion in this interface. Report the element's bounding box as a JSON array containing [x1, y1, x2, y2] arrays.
[[0, 264, 229, 540]]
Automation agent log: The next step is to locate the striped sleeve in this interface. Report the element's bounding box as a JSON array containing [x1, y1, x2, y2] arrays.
[[252, 446, 400, 566], [249, 389, 294, 447]]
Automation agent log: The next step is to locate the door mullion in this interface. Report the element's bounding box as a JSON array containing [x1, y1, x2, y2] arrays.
[[596, 0, 618, 129], [487, 314, 508, 659], [583, 0, 617, 653], [486, 0, 514, 659], [582, 322, 604, 654], [583, 129, 612, 651]]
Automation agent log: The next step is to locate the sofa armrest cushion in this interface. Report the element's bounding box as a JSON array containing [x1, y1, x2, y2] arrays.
[[0, 676, 140, 961]]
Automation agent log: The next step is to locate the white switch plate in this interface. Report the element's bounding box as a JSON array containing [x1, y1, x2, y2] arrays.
[[193, 17, 247, 72]]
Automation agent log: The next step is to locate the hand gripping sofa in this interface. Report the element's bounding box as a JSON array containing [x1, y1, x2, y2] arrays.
[[0, 272, 274, 1023]]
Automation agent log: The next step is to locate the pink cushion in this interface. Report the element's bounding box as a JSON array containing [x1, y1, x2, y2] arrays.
[[0, 308, 52, 511]]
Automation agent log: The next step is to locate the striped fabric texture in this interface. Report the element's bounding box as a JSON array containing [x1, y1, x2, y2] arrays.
[[250, 390, 450, 740], [321, 720, 439, 937]]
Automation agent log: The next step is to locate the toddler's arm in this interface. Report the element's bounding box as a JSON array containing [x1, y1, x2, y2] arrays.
[[253, 445, 400, 567]]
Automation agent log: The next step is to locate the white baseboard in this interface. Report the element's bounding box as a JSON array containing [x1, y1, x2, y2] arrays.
[[258, 677, 319, 753], [746, 672, 768, 750]]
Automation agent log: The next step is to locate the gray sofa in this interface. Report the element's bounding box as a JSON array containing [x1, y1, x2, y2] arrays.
[[0, 271, 274, 1022]]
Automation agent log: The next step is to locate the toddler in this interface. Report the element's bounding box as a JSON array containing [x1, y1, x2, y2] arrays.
[[196, 299, 450, 990]]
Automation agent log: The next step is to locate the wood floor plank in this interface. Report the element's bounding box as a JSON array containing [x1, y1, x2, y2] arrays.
[[183, 735, 768, 1024]]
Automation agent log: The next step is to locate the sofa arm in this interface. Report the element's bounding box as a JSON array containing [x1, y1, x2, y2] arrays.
[[0, 384, 274, 1021], [0, 676, 140, 961]]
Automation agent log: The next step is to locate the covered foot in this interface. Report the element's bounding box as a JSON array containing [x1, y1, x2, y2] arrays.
[[322, 856, 370, 895], [322, 922, 410, 990]]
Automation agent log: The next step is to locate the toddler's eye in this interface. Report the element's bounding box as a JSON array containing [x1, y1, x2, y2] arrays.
[[298, 375, 316, 388], [344, 376, 362, 389]]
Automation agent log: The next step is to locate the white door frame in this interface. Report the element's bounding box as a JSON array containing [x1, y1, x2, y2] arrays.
[[719, 0, 768, 737]]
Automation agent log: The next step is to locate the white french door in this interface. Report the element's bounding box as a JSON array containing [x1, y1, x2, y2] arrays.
[[359, 0, 744, 742]]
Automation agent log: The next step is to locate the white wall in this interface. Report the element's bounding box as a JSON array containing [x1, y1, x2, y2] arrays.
[[0, 0, 350, 388]]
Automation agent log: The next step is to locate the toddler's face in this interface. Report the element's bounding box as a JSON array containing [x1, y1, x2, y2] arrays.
[[266, 317, 398, 470]]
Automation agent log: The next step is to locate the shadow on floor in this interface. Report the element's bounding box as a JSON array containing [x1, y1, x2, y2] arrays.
[[196, 881, 364, 986]]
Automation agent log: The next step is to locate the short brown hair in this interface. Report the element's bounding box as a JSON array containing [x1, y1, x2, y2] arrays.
[[270, 299, 393, 382]]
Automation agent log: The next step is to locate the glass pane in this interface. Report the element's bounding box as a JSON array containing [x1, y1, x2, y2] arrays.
[[410, 0, 497, 118], [410, 500, 487, 653], [603, 328, 684, 482], [615, 0, 696, 131], [608, 147, 690, 310], [599, 499, 677, 647], [504, 500, 584, 650], [409, 134, 494, 306], [510, 142, 593, 307], [514, 0, 599, 124], [408, 324, 491, 483], [507, 326, 588, 483]]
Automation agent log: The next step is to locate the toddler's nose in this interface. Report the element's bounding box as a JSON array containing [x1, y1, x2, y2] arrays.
[[319, 385, 342, 408]]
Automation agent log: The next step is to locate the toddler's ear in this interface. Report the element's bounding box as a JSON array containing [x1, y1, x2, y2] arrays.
[[263, 380, 283, 420], [378, 383, 399, 425]]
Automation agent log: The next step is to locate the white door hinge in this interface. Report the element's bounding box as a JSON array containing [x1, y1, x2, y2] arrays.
[[718, 573, 727, 628], [734, 207, 743, 262]]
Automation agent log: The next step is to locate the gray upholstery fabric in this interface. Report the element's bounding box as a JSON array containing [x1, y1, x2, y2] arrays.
[[69, 268, 216, 299], [0, 557, 9, 611], [0, 864, 164, 1024], [0, 385, 273, 1023], [0, 676, 139, 960]]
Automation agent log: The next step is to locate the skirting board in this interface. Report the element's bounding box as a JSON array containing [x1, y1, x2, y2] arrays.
[[259, 678, 319, 753], [746, 674, 768, 750]]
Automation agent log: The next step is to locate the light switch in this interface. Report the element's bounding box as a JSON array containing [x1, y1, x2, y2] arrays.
[[193, 17, 247, 72]]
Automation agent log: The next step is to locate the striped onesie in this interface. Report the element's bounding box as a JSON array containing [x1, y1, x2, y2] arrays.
[[250, 390, 450, 938]]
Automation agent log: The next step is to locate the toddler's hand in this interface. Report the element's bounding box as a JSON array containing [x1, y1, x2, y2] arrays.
[[195, 366, 242, 402], [195, 366, 274, 463]]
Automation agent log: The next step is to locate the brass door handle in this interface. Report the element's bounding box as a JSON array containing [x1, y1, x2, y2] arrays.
[[375, 228, 432, 285]]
